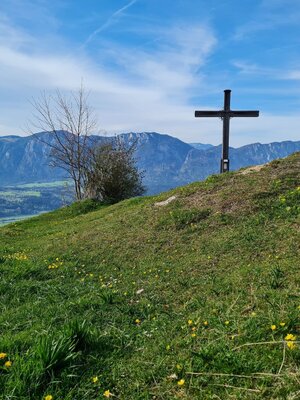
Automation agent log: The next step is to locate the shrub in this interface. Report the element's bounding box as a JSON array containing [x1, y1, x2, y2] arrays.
[[84, 140, 145, 204]]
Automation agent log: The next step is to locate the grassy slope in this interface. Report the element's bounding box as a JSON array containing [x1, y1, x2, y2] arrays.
[[0, 154, 300, 400]]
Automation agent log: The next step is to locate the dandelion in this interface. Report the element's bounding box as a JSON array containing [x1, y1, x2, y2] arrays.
[[187, 319, 193, 325], [177, 379, 185, 386], [4, 360, 12, 368], [191, 333, 196, 338], [7, 252, 28, 261], [225, 321, 230, 326], [135, 319, 141, 324], [286, 341, 296, 350], [191, 326, 197, 331], [279, 322, 286, 327], [0, 353, 7, 359], [285, 333, 296, 341], [203, 320, 208, 326], [271, 325, 276, 331], [45, 396, 53, 400], [92, 376, 99, 383], [103, 390, 112, 397]]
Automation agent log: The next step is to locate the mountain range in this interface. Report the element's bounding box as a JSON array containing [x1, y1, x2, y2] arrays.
[[1, 131, 300, 194]]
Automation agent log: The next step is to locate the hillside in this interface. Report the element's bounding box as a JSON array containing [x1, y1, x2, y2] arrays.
[[0, 153, 300, 399]]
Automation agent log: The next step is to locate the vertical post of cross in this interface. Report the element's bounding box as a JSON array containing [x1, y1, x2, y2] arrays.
[[221, 89, 231, 173]]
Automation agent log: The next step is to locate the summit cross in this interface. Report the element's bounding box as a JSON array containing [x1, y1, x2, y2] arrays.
[[195, 90, 259, 173]]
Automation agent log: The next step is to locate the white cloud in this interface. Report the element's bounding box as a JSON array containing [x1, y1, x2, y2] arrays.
[[0, 19, 219, 141]]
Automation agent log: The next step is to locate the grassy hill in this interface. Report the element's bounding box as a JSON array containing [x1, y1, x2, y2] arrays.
[[0, 153, 299, 400]]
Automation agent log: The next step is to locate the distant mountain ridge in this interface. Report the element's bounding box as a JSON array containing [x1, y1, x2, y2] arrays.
[[0, 132, 300, 194]]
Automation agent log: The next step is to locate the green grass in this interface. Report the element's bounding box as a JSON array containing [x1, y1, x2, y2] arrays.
[[0, 190, 41, 198], [10, 180, 71, 189], [0, 154, 300, 399]]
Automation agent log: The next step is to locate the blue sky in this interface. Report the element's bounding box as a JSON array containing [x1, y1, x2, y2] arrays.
[[0, 0, 300, 146]]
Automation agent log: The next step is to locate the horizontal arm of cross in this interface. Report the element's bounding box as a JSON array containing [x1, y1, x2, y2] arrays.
[[230, 110, 259, 117], [194, 111, 223, 117], [195, 110, 259, 118]]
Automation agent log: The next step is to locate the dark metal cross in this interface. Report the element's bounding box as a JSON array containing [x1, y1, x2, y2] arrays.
[[195, 89, 259, 173]]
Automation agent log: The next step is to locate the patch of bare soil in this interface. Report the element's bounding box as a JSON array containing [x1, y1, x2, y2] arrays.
[[240, 164, 266, 175]]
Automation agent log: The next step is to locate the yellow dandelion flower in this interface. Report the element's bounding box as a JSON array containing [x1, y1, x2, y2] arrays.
[[279, 322, 285, 327], [187, 319, 193, 325], [271, 325, 276, 331], [4, 360, 12, 368], [0, 353, 7, 359], [191, 326, 197, 331], [135, 319, 141, 324], [92, 376, 99, 383], [103, 390, 112, 398], [177, 379, 185, 386], [203, 320, 208, 326], [225, 321, 230, 326], [285, 333, 296, 341], [286, 341, 296, 350], [45, 396, 53, 400], [191, 333, 196, 338]]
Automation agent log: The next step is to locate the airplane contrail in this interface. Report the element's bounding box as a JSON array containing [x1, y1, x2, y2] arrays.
[[85, 0, 138, 44]]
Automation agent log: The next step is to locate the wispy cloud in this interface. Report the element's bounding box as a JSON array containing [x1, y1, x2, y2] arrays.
[[0, 17, 219, 141], [85, 0, 138, 44], [233, 61, 300, 82], [232, 61, 277, 76], [234, 0, 300, 40], [1, 2, 300, 147]]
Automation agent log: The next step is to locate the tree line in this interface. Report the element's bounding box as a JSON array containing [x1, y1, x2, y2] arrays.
[[30, 86, 145, 204]]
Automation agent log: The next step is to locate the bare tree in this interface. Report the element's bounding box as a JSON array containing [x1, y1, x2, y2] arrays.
[[30, 85, 97, 200]]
